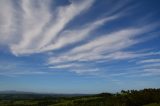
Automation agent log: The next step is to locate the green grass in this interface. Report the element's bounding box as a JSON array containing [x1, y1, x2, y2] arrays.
[[144, 103, 160, 106]]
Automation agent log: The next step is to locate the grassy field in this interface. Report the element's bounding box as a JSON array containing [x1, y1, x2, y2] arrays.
[[144, 103, 160, 106]]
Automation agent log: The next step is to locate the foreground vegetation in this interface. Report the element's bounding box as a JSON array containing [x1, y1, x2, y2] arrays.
[[0, 88, 160, 106]]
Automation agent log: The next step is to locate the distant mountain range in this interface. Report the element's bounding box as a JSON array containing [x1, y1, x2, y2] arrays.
[[0, 90, 35, 94], [0, 90, 91, 97]]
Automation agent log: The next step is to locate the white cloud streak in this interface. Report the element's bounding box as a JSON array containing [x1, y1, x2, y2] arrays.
[[48, 26, 157, 64], [0, 0, 95, 55], [40, 16, 118, 52], [0, 0, 14, 44], [0, 60, 47, 76], [0, 0, 160, 75], [47, 26, 159, 74], [138, 59, 160, 64]]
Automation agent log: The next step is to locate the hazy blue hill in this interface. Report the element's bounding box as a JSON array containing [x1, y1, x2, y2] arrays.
[[0, 90, 35, 94]]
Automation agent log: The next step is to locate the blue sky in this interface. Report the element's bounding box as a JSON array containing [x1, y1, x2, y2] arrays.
[[0, 0, 160, 94]]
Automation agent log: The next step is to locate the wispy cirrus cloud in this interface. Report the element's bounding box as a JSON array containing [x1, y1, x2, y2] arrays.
[[137, 59, 160, 64], [0, 0, 14, 44], [0, 0, 160, 76], [108, 57, 160, 77], [0, 60, 47, 76], [48, 26, 159, 65], [46, 15, 160, 74], [0, 0, 139, 55], [40, 16, 118, 52], [0, 0, 95, 55]]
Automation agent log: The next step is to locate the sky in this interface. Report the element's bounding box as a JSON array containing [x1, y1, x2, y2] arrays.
[[0, 0, 160, 94]]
